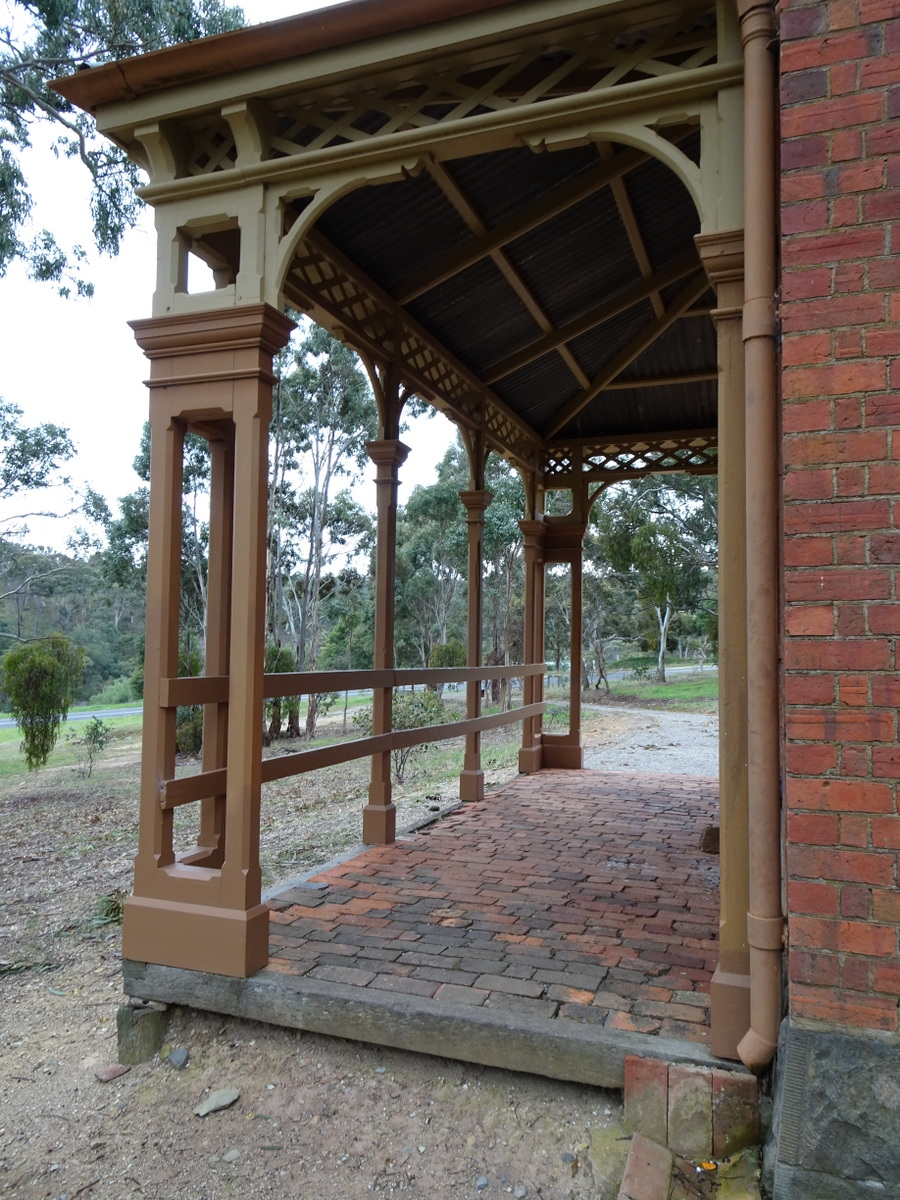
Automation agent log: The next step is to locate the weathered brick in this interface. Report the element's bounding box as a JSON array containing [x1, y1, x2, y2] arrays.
[[787, 879, 840, 916], [783, 431, 887, 465], [783, 639, 891, 671], [788, 846, 894, 887], [788, 812, 840, 845], [790, 916, 896, 957], [712, 1071, 759, 1159], [790, 948, 841, 986], [784, 604, 834, 636], [837, 673, 868, 706], [785, 568, 891, 601], [785, 673, 835, 705], [841, 815, 870, 848], [667, 1065, 712, 1160], [791, 985, 899, 1031], [785, 363, 887, 401], [786, 709, 894, 742], [787, 777, 895, 813], [624, 1055, 668, 1144]]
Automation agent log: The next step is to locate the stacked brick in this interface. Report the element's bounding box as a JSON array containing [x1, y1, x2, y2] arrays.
[[780, 0, 900, 1032]]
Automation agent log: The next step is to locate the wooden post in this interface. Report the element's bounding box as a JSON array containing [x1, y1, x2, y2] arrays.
[[519, 518, 546, 773], [541, 520, 586, 770], [363, 439, 410, 844], [697, 229, 751, 1060], [123, 304, 294, 979], [459, 488, 492, 801]]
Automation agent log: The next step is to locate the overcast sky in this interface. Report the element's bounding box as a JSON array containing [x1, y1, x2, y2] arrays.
[[0, 0, 453, 550]]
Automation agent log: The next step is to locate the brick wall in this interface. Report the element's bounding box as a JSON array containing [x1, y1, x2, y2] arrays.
[[780, 0, 900, 1032]]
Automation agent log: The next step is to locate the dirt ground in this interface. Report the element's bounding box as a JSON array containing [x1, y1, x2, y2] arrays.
[[0, 702, 715, 1200]]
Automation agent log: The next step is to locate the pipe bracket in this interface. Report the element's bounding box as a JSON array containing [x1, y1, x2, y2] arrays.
[[747, 912, 785, 951], [743, 295, 778, 341]]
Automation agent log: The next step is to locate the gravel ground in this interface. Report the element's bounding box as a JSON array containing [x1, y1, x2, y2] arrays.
[[1, 705, 718, 1200], [583, 706, 718, 777]]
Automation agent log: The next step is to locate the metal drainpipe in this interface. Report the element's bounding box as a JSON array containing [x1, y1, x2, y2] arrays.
[[735, 0, 785, 1074]]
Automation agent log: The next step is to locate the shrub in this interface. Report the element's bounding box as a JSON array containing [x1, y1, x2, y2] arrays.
[[88, 677, 133, 706], [353, 688, 446, 781], [1, 634, 85, 770], [175, 705, 204, 755], [69, 715, 113, 778]]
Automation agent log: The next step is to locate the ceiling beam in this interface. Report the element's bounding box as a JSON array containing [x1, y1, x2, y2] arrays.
[[541, 271, 712, 438], [598, 141, 665, 319], [425, 159, 591, 390], [483, 248, 700, 384], [598, 370, 718, 390], [391, 144, 647, 304]]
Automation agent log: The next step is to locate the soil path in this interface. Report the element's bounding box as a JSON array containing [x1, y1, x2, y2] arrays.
[[1, 707, 717, 1200]]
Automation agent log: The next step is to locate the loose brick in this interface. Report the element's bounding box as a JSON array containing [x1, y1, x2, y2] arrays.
[[667, 1064, 712, 1160], [624, 1056, 668, 1144], [712, 1071, 759, 1159]]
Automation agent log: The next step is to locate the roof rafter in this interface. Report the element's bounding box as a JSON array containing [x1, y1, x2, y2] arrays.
[[483, 247, 700, 384], [391, 144, 648, 304], [424, 158, 591, 390], [542, 270, 712, 438]]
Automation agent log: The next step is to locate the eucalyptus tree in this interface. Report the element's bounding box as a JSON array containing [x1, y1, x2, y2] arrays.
[[0, 0, 244, 294], [268, 324, 376, 736], [592, 476, 717, 682]]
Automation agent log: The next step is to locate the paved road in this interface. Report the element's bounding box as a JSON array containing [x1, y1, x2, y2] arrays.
[[0, 706, 143, 730]]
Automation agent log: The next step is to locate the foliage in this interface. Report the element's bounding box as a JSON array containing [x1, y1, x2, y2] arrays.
[[428, 637, 466, 699], [1, 633, 85, 768], [353, 688, 446, 782], [92, 888, 126, 926], [69, 714, 112, 776], [592, 476, 717, 683], [0, 0, 244, 293], [175, 705, 203, 755], [268, 323, 376, 737]]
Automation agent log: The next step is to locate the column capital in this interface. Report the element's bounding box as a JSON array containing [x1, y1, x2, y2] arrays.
[[130, 303, 295, 359], [366, 439, 411, 471], [695, 229, 744, 287], [459, 489, 493, 516]]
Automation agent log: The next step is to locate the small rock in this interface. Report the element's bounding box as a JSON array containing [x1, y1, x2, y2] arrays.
[[561, 1153, 575, 1163], [168, 1047, 189, 1070], [375, 1067, 386, 1074], [95, 1064, 131, 1083], [514, 1187, 527, 1199], [222, 1149, 240, 1163], [476, 1177, 488, 1192], [194, 1088, 240, 1117], [417, 1146, 426, 1154]]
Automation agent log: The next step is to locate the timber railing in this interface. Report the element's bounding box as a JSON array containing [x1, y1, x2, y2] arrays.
[[158, 664, 546, 810]]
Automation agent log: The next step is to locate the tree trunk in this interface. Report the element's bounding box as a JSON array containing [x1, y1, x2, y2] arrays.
[[655, 599, 673, 683]]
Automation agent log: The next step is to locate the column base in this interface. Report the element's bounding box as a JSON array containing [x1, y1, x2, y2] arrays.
[[518, 744, 543, 773], [362, 802, 396, 845], [541, 735, 584, 770], [710, 966, 752, 1060], [459, 769, 485, 802], [122, 895, 269, 978]]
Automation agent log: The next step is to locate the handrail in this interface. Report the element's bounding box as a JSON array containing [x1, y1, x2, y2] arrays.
[[159, 662, 545, 707], [158, 699, 546, 809]]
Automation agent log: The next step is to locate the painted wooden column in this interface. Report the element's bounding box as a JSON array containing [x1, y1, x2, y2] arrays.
[[519, 518, 547, 773], [123, 304, 294, 979], [185, 426, 235, 869], [697, 229, 751, 1060], [541, 521, 586, 770], [363, 439, 410, 844], [459, 488, 492, 801]]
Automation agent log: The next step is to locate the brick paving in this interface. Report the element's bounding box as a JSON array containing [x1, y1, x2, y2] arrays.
[[263, 770, 720, 1045]]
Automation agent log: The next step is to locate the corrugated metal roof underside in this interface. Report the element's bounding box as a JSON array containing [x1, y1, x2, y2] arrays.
[[306, 138, 717, 454]]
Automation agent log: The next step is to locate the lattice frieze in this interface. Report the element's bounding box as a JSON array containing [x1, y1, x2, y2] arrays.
[[264, 8, 716, 160], [285, 236, 540, 466], [183, 116, 237, 176], [544, 433, 717, 481]]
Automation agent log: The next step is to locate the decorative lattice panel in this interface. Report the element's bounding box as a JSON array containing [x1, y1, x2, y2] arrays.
[[263, 9, 717, 160], [544, 433, 717, 481]]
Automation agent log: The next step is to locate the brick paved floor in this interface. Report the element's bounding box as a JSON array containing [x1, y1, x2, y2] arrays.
[[263, 770, 720, 1046]]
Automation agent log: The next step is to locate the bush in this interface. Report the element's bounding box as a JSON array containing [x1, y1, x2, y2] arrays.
[[69, 716, 113, 777], [1, 634, 86, 770], [175, 706, 203, 755], [353, 688, 446, 782], [88, 677, 133, 706]]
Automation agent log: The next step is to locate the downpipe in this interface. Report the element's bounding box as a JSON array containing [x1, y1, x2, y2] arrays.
[[735, 0, 785, 1074]]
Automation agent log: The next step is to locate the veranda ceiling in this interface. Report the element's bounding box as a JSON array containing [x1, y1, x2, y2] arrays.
[[56, 0, 736, 483]]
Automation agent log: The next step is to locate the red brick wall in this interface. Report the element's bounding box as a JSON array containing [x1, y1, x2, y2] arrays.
[[780, 0, 900, 1032]]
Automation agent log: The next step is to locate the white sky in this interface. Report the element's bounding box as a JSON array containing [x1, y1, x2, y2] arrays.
[[0, 0, 454, 551]]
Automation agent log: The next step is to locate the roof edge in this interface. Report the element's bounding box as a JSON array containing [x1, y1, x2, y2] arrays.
[[52, 0, 525, 112]]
